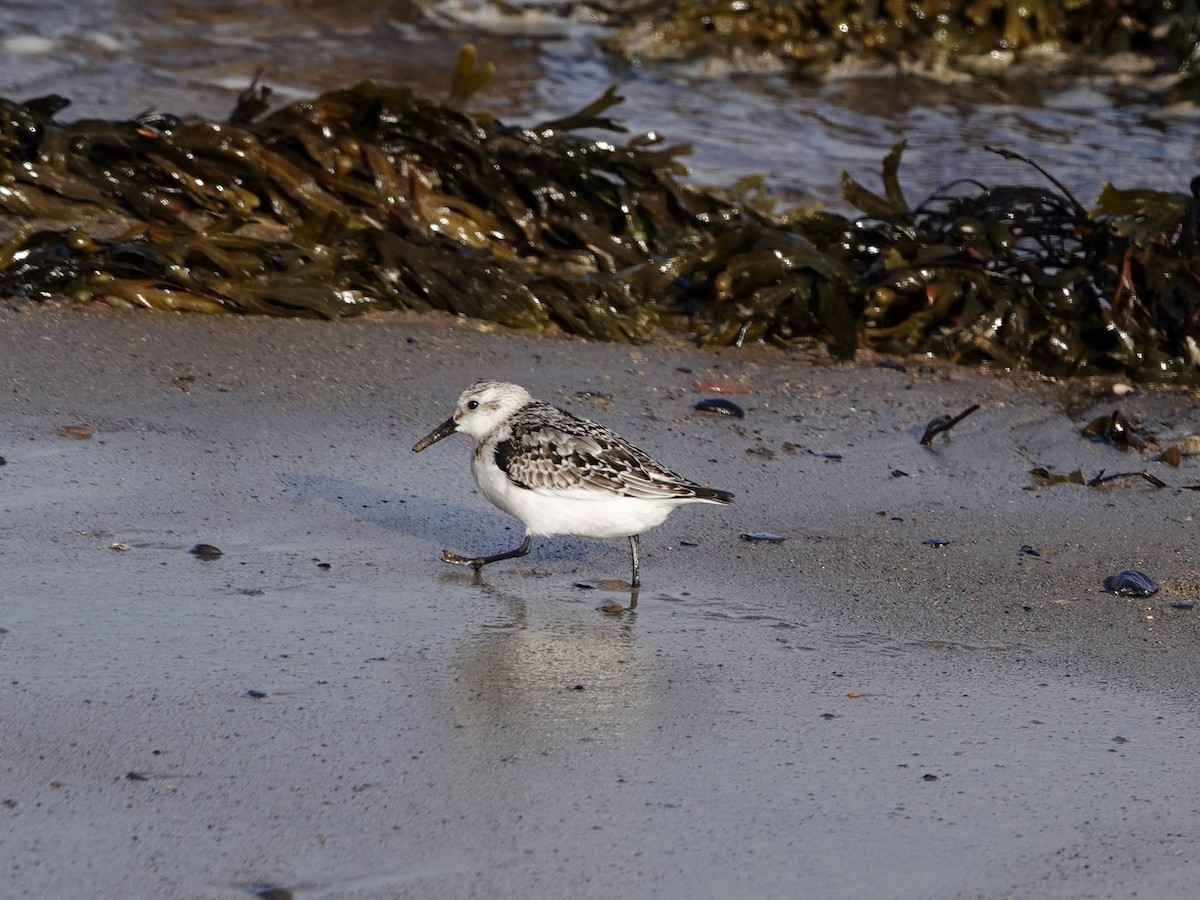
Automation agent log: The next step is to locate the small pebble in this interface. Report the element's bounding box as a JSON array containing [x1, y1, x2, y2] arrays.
[[1019, 545, 1041, 557], [694, 397, 745, 419], [245, 690, 268, 699], [189, 543, 222, 560], [923, 538, 950, 547]]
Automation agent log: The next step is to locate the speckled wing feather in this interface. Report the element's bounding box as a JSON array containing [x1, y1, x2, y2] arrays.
[[494, 401, 732, 503]]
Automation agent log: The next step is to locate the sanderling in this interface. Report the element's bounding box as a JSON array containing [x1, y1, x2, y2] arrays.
[[412, 380, 733, 589]]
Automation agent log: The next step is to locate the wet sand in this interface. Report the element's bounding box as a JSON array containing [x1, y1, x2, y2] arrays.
[[2, 305, 1198, 899]]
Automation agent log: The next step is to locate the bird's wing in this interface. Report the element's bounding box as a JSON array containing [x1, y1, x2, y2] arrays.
[[494, 417, 706, 501]]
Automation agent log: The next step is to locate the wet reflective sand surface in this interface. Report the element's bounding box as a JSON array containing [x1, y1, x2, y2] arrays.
[[2, 307, 1197, 898]]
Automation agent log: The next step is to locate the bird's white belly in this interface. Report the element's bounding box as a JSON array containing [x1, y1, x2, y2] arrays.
[[473, 451, 675, 539]]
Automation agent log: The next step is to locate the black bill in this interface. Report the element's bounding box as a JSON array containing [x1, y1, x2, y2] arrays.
[[412, 417, 457, 452]]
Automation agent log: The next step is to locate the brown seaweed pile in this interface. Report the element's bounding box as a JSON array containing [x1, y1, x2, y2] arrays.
[[838, 143, 1200, 382], [0, 50, 730, 340], [626, 140, 1200, 382], [0, 48, 1197, 383], [602, 0, 1200, 80]]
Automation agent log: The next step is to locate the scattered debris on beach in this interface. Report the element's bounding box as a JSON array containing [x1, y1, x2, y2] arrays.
[[1030, 467, 1086, 486], [694, 398, 746, 419], [1082, 409, 1149, 451], [920, 403, 981, 446], [741, 532, 786, 543], [1087, 470, 1167, 488], [1103, 570, 1160, 597]]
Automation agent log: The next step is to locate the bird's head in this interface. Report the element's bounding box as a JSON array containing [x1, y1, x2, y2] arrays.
[[412, 380, 534, 451]]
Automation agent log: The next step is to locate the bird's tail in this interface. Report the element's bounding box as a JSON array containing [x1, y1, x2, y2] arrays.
[[692, 487, 734, 504]]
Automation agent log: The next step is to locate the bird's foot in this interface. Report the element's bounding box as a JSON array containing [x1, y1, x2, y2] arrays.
[[441, 549, 484, 570]]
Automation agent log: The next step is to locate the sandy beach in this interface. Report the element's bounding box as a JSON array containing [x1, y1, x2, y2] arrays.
[[2, 304, 1198, 899]]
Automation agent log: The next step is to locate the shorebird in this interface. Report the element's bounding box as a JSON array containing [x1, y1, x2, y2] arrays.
[[412, 380, 733, 589]]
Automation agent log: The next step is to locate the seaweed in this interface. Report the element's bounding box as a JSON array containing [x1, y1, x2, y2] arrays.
[[0, 46, 1197, 383], [0, 53, 724, 337], [601, 0, 1200, 80], [802, 141, 1198, 381]]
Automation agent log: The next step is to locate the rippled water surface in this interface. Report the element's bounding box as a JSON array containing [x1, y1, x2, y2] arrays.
[[2, 0, 1197, 210]]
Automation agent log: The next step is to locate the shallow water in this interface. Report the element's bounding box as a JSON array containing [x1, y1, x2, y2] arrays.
[[3, 0, 1196, 212]]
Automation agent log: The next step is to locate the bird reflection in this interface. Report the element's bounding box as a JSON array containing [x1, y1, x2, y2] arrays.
[[445, 577, 658, 755]]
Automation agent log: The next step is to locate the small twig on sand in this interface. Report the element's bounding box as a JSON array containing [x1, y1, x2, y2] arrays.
[[1087, 470, 1167, 488]]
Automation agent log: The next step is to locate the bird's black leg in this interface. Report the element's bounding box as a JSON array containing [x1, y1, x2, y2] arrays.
[[442, 533, 533, 572], [628, 533, 641, 589]]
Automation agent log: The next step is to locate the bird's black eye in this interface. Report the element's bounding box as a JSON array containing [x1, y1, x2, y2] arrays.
[[467, 400, 479, 410]]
